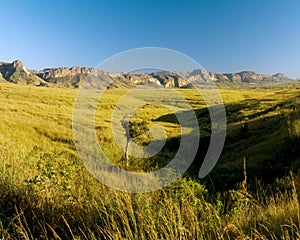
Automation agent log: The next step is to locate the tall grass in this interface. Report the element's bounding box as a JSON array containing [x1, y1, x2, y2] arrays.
[[1, 157, 300, 239], [1, 82, 300, 239]]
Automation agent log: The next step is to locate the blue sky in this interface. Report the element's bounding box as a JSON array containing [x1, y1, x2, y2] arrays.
[[1, 0, 300, 78]]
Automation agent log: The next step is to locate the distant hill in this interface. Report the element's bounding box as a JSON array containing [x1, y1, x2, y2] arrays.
[[0, 60, 295, 88], [0, 60, 48, 86]]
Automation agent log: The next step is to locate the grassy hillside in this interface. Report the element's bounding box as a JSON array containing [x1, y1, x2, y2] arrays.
[[0, 82, 300, 239]]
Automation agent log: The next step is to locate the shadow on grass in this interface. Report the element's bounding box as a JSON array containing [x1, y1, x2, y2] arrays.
[[153, 94, 300, 191]]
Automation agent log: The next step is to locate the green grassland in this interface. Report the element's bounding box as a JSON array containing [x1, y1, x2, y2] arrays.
[[0, 82, 300, 239]]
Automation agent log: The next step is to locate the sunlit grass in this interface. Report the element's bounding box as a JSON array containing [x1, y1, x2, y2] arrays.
[[0, 82, 300, 239]]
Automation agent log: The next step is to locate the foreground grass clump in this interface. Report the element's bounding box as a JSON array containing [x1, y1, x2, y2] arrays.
[[1, 155, 300, 240], [0, 82, 300, 239]]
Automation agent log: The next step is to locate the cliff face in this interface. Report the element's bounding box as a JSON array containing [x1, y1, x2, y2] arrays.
[[0, 60, 294, 88], [36, 66, 97, 79], [33, 67, 100, 88], [114, 72, 162, 87], [150, 71, 189, 88], [222, 71, 289, 83], [0, 60, 48, 86]]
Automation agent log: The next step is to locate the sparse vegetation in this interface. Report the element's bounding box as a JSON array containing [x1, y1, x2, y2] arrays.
[[0, 82, 300, 239]]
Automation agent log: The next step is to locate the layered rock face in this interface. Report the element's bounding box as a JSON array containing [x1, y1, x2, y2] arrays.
[[150, 71, 189, 88], [36, 66, 97, 79], [0, 60, 294, 88], [0, 60, 48, 86], [222, 71, 289, 83]]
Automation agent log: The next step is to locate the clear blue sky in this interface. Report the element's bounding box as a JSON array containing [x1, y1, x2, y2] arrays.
[[1, 0, 300, 78]]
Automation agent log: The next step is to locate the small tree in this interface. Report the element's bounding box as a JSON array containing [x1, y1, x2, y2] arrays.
[[121, 113, 149, 167]]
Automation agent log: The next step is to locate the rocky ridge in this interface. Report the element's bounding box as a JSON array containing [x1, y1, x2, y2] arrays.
[[0, 60, 295, 89], [0, 60, 48, 86]]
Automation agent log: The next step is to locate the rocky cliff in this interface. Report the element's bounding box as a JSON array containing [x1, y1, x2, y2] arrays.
[[0, 60, 48, 86], [0, 60, 295, 89]]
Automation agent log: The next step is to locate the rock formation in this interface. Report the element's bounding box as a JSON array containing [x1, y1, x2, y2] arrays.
[[0, 60, 295, 89]]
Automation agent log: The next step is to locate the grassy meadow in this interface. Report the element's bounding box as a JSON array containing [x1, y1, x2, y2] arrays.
[[0, 82, 300, 239]]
